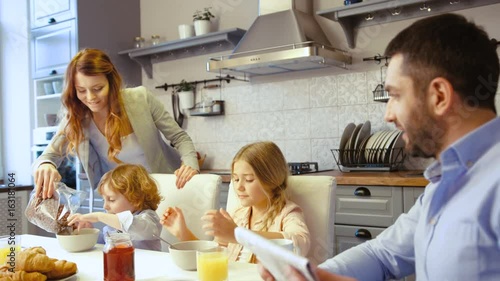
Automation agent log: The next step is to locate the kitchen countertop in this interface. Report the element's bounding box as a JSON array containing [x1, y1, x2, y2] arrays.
[[0, 184, 34, 193], [201, 170, 428, 187]]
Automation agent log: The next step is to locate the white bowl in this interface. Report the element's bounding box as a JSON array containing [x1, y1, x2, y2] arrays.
[[169, 240, 218, 271], [56, 228, 100, 252], [44, 113, 58, 126]]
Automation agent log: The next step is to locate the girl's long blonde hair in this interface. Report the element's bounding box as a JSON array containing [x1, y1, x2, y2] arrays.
[[231, 141, 290, 231], [60, 48, 128, 163], [97, 164, 162, 211]]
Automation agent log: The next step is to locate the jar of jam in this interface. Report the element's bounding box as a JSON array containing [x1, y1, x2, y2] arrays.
[[103, 233, 135, 281]]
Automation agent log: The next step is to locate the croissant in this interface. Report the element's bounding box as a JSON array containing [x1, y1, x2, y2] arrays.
[[0, 270, 47, 281], [24, 248, 46, 256], [44, 260, 77, 280], [15, 251, 54, 273]]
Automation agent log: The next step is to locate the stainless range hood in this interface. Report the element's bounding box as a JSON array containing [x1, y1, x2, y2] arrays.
[[207, 0, 352, 77]]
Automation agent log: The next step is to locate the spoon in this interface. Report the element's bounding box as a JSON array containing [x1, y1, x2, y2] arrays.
[[152, 233, 175, 249]]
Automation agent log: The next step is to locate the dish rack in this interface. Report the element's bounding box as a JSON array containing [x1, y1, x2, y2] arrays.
[[330, 147, 406, 172]]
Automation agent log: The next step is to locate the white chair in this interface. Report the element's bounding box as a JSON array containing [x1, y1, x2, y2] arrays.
[[150, 173, 222, 251], [226, 175, 336, 265]]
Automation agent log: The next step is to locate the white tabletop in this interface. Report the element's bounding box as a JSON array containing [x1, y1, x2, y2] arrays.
[[16, 235, 261, 281]]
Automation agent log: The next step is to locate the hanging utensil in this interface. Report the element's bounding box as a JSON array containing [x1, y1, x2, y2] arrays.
[[172, 91, 184, 127]]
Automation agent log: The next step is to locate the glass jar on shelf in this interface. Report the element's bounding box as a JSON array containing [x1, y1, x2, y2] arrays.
[[133, 36, 145, 48], [151, 35, 160, 46]]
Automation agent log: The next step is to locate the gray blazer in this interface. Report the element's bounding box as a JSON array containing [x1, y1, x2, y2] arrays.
[[33, 86, 198, 189]]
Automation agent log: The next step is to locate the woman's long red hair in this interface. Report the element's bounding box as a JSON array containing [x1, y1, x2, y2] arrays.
[[59, 48, 127, 163]]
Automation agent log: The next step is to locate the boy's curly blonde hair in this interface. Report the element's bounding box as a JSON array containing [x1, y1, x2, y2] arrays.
[[98, 164, 162, 211]]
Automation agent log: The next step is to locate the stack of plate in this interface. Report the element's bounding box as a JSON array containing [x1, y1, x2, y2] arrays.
[[337, 121, 405, 168]]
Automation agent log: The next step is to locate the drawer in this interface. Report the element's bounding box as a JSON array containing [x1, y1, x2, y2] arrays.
[[335, 225, 414, 281], [335, 185, 403, 227], [403, 187, 425, 213], [335, 224, 386, 254]]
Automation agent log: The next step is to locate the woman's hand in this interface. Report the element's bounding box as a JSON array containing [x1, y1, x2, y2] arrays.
[[160, 207, 188, 239], [174, 164, 198, 189], [34, 163, 62, 199], [201, 208, 237, 244]]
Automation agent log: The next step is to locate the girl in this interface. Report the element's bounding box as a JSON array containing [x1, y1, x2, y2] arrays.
[[161, 141, 310, 262], [68, 164, 162, 251]]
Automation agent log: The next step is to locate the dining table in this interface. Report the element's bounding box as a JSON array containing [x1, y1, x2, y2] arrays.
[[13, 234, 262, 281]]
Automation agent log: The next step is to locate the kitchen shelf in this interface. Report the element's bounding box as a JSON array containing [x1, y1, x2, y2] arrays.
[[189, 110, 224, 117], [36, 93, 62, 100], [317, 0, 500, 49], [118, 28, 246, 79]]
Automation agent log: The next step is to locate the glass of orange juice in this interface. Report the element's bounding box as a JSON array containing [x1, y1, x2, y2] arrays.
[[0, 238, 21, 265], [197, 247, 228, 281]]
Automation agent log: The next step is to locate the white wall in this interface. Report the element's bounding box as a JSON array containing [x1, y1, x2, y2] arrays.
[[138, 1, 500, 171], [0, 0, 32, 184]]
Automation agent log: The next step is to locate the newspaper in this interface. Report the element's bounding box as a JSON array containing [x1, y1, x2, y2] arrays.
[[234, 227, 317, 281]]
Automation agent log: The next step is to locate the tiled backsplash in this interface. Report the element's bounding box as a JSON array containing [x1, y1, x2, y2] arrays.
[[151, 70, 500, 172]]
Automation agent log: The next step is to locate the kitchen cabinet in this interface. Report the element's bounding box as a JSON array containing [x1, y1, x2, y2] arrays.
[[30, 0, 76, 29], [33, 76, 65, 128], [334, 184, 423, 281], [31, 19, 76, 79], [317, 0, 500, 48], [118, 28, 246, 79], [403, 187, 424, 213]]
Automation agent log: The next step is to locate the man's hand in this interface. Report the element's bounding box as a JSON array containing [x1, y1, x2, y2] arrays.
[[258, 263, 357, 281]]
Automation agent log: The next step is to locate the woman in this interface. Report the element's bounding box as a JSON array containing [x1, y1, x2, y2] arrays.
[[33, 48, 198, 199]]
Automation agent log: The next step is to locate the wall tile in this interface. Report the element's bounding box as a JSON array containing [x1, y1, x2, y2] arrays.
[[285, 109, 310, 139], [338, 104, 369, 131], [196, 142, 245, 170], [256, 83, 284, 112], [285, 139, 311, 162], [367, 103, 395, 133], [218, 114, 258, 142], [282, 79, 310, 109], [337, 72, 368, 105], [311, 138, 340, 170], [310, 107, 339, 138], [310, 76, 338, 107], [193, 116, 222, 143], [255, 111, 286, 140], [221, 86, 239, 115], [236, 84, 259, 114]]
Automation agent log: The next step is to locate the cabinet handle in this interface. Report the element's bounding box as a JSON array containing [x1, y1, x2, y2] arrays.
[[354, 187, 371, 197], [48, 18, 56, 24], [355, 229, 372, 239], [50, 70, 57, 75]]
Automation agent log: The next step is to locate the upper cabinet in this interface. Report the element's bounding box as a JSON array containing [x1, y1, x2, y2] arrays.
[[30, 0, 142, 85], [31, 19, 77, 79], [30, 0, 76, 29], [119, 28, 246, 79], [317, 0, 500, 49]]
